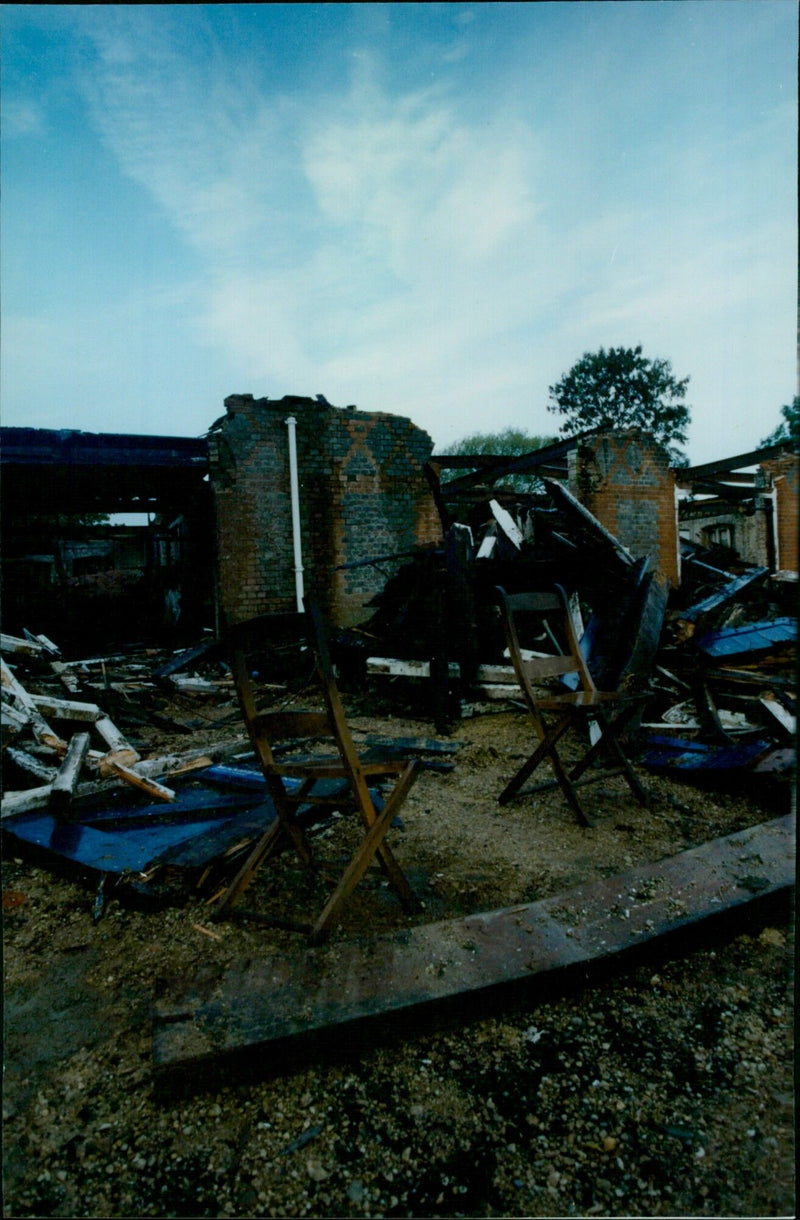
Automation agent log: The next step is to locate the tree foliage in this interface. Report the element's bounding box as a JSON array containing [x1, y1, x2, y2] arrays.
[[760, 396, 800, 452], [438, 427, 555, 492], [547, 345, 691, 461]]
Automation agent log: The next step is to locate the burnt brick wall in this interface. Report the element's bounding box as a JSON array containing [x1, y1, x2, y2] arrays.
[[568, 429, 680, 586], [208, 395, 441, 626], [761, 453, 799, 572]]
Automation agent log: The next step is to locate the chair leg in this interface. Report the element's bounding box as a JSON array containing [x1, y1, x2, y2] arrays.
[[498, 716, 571, 804], [365, 762, 422, 913], [499, 716, 595, 826], [211, 798, 316, 918], [211, 817, 284, 917], [593, 711, 649, 806], [309, 783, 411, 945], [568, 705, 649, 807]]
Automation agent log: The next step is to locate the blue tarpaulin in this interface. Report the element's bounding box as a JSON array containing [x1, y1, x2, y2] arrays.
[[640, 734, 773, 772], [695, 617, 796, 659]]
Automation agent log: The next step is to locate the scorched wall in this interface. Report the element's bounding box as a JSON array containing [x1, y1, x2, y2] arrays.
[[209, 395, 442, 627]]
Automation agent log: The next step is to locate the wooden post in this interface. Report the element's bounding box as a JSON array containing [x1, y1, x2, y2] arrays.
[[50, 732, 92, 819]]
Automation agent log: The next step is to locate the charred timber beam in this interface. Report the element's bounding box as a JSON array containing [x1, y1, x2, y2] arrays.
[[152, 813, 795, 1089]]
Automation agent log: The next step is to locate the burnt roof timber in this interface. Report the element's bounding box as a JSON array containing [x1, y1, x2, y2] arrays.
[[438, 433, 584, 494], [685, 481, 758, 502], [676, 441, 794, 483], [0, 427, 209, 517], [1, 427, 207, 469]]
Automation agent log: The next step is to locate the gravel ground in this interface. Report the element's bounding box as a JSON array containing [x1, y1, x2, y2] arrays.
[[2, 703, 795, 1218]]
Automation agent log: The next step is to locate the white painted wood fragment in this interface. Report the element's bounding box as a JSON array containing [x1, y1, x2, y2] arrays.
[[489, 499, 523, 548], [1, 633, 44, 656], [95, 714, 140, 762], [31, 695, 102, 722], [50, 732, 92, 814], [5, 747, 59, 783], [0, 659, 65, 750]]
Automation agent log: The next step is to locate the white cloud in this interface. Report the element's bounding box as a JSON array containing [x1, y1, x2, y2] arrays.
[[1, 97, 46, 137], [13, 4, 794, 461]]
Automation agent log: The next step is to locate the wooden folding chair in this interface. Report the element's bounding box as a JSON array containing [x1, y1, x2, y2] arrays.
[[495, 585, 649, 826], [211, 600, 421, 944]]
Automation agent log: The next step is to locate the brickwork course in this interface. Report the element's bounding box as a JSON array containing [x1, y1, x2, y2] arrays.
[[680, 452, 798, 573], [208, 395, 441, 627], [568, 429, 680, 586], [761, 452, 799, 572]]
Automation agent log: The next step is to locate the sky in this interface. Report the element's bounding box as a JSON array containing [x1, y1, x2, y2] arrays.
[[1, 2, 797, 465]]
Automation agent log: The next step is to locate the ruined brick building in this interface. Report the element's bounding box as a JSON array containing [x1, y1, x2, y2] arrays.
[[208, 395, 442, 627]]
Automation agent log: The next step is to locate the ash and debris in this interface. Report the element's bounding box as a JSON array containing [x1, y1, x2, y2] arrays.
[[2, 685, 795, 1218]]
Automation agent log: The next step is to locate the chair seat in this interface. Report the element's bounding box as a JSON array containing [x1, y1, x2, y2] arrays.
[[536, 689, 648, 711], [271, 754, 407, 780]]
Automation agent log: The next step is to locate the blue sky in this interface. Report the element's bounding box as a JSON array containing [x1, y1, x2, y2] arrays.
[[2, 2, 796, 463]]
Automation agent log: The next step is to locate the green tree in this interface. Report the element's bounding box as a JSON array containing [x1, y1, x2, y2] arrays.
[[760, 396, 800, 452], [547, 345, 691, 463], [438, 427, 555, 492]]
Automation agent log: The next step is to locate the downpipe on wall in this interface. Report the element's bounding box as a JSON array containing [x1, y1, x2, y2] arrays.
[[285, 416, 305, 611]]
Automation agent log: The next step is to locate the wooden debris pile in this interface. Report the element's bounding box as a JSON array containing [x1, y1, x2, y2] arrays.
[[334, 490, 795, 785], [1, 629, 244, 819], [638, 540, 796, 779], [0, 628, 461, 915]]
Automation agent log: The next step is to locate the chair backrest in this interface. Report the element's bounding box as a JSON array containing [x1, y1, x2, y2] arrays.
[[495, 585, 596, 703]]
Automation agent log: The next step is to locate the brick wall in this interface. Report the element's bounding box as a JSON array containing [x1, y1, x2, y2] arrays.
[[679, 501, 769, 567], [761, 453, 799, 572], [208, 395, 441, 626], [568, 430, 680, 586]]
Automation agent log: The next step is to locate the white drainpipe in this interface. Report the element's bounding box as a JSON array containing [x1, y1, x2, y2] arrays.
[[285, 416, 305, 611]]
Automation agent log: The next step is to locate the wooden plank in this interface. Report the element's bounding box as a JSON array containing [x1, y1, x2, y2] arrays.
[[366, 659, 518, 684], [5, 747, 59, 783], [1, 633, 44, 657], [0, 741, 247, 820], [674, 567, 769, 637], [105, 761, 176, 802], [30, 695, 102, 723], [476, 684, 524, 702], [1, 785, 54, 819], [696, 617, 797, 659], [489, 499, 523, 549], [170, 675, 230, 695], [49, 732, 92, 817], [33, 632, 61, 656], [0, 659, 65, 750], [543, 477, 636, 569], [153, 814, 794, 1085], [59, 655, 127, 670], [153, 638, 219, 680], [759, 695, 796, 741], [95, 715, 141, 772], [50, 662, 82, 694], [367, 657, 460, 679], [2, 701, 30, 740]]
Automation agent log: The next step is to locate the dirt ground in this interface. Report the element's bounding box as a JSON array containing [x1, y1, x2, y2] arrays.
[[2, 692, 796, 1219]]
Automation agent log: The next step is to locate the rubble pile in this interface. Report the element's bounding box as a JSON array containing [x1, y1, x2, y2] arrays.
[[340, 486, 795, 788], [0, 630, 272, 911]]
